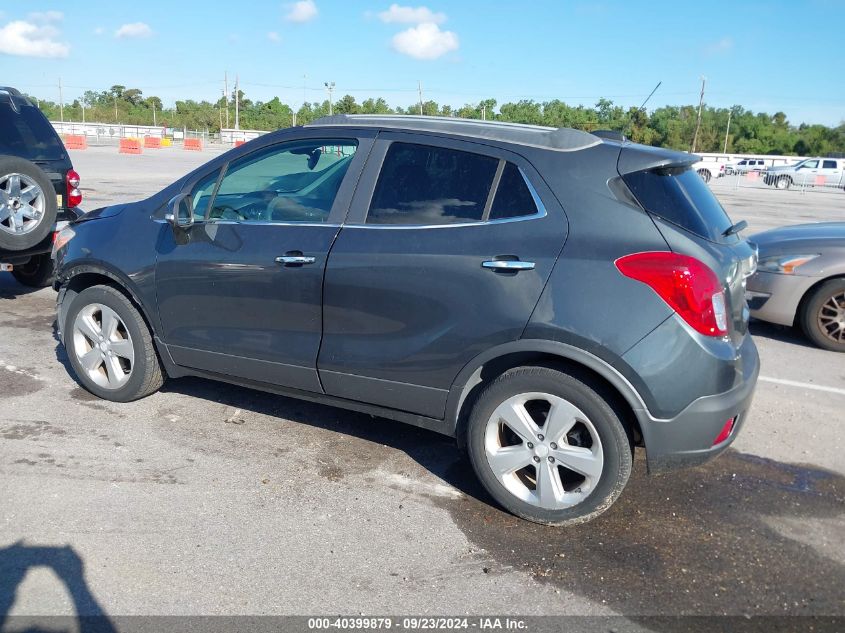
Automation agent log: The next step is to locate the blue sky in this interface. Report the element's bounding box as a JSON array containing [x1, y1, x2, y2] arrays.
[[1, 0, 843, 125]]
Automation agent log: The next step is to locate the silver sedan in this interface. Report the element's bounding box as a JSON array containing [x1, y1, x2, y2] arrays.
[[746, 222, 845, 352]]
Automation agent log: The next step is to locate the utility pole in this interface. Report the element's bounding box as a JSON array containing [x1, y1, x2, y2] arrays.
[[324, 81, 335, 116], [417, 81, 424, 115], [81, 95, 85, 124], [152, 100, 157, 126], [224, 72, 230, 128], [234, 74, 240, 130], [723, 109, 732, 154], [690, 76, 706, 153], [114, 95, 118, 122], [58, 77, 64, 122], [481, 104, 486, 121], [292, 111, 297, 127]]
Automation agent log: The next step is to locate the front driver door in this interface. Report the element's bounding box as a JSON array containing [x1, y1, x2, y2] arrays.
[[155, 133, 373, 391]]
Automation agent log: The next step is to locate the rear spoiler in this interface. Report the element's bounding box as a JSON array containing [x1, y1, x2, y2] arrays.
[[617, 144, 699, 176]]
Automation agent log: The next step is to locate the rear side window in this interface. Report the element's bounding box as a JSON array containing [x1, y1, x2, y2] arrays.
[[367, 142, 498, 225], [623, 168, 733, 242], [0, 102, 64, 160], [490, 162, 539, 220], [823, 160, 837, 169]]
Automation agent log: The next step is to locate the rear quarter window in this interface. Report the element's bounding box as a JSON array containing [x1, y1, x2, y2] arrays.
[[0, 102, 65, 161], [623, 167, 734, 242]]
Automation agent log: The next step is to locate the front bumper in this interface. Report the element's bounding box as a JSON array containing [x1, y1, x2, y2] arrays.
[[746, 270, 817, 327], [634, 333, 760, 474]]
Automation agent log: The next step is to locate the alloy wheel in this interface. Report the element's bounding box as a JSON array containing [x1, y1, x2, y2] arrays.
[[72, 303, 135, 389], [817, 291, 845, 344], [484, 392, 604, 510], [0, 173, 46, 236]]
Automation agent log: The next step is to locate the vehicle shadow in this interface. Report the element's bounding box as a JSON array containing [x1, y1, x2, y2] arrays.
[[749, 318, 819, 350], [0, 274, 48, 300], [0, 542, 117, 633]]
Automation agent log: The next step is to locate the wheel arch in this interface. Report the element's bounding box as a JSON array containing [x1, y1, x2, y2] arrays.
[[447, 339, 647, 449], [795, 273, 845, 327]]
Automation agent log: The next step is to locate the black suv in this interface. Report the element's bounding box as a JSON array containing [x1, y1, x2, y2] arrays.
[[54, 115, 759, 525], [1, 86, 83, 287]]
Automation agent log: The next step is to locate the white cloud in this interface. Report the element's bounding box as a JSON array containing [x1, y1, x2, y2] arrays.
[[267, 31, 281, 43], [391, 22, 458, 60], [28, 11, 63, 22], [115, 22, 153, 39], [378, 4, 446, 24], [285, 0, 318, 22], [0, 19, 69, 58], [705, 37, 733, 55], [94, 26, 104, 35]]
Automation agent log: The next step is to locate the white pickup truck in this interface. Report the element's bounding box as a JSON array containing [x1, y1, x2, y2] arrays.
[[763, 157, 845, 190], [692, 160, 725, 183]]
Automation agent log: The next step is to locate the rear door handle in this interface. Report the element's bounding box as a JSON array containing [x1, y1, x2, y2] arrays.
[[275, 254, 316, 266], [482, 260, 535, 271]]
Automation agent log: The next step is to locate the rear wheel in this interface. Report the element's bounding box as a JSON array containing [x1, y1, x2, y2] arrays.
[[800, 279, 845, 352], [64, 285, 165, 401], [775, 176, 791, 190], [11, 253, 55, 288], [0, 157, 58, 251], [466, 366, 632, 526]]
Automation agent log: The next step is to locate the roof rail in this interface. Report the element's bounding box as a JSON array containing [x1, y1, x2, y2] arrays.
[[306, 114, 601, 152]]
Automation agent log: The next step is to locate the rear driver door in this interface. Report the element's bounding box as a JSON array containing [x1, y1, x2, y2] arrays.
[[318, 134, 568, 419]]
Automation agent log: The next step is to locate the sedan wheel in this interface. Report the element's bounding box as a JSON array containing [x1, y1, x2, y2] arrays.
[[801, 279, 845, 352]]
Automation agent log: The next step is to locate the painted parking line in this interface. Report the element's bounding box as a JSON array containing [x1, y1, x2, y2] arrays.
[[759, 376, 845, 397]]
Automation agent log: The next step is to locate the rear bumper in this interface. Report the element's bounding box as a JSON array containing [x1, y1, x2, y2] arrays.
[[625, 324, 760, 474], [0, 207, 83, 264]]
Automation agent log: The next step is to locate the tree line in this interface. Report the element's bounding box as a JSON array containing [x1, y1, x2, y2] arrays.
[[29, 85, 845, 156]]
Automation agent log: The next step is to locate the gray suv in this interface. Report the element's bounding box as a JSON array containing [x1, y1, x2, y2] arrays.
[[53, 116, 759, 526]]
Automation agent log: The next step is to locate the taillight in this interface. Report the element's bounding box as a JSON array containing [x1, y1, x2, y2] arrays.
[[615, 251, 728, 337], [66, 169, 82, 208]]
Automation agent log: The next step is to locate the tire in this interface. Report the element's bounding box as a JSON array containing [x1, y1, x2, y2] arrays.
[[11, 253, 55, 288], [466, 366, 633, 526], [775, 176, 791, 190], [697, 169, 711, 183], [64, 284, 165, 401], [800, 279, 845, 352], [0, 156, 58, 251]]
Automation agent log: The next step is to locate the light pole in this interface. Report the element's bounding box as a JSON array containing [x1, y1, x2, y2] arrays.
[[324, 81, 335, 116]]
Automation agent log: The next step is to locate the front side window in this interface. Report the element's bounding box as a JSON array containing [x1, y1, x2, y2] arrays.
[[367, 142, 498, 225], [191, 170, 219, 220], [206, 140, 357, 223], [799, 160, 819, 170]]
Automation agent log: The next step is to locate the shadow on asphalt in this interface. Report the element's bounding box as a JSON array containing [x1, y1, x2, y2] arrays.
[[0, 542, 117, 633], [159, 375, 845, 621], [749, 319, 818, 350]]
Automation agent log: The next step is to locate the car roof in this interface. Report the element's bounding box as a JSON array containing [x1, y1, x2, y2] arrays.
[[305, 114, 604, 153]]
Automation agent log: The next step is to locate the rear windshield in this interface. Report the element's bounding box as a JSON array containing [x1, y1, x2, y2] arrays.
[[0, 101, 65, 160], [623, 167, 733, 242]]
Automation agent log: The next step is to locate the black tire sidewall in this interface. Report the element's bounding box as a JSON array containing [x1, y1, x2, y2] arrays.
[[0, 156, 59, 251], [466, 367, 632, 525], [64, 286, 153, 401], [11, 253, 55, 287], [801, 279, 845, 352]]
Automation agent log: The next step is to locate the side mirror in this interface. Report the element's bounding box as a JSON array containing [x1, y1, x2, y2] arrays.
[[165, 194, 194, 229]]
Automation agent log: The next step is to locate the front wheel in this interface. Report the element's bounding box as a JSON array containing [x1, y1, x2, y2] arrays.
[[775, 176, 791, 190], [466, 366, 632, 526], [800, 279, 845, 352], [64, 284, 165, 401], [697, 169, 711, 183], [11, 253, 55, 287]]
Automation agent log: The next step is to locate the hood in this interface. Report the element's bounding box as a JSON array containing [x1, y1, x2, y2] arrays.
[[752, 222, 845, 253], [75, 203, 131, 222]]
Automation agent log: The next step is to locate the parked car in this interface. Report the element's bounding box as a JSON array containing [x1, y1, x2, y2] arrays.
[[726, 158, 767, 175], [53, 115, 759, 526], [692, 160, 725, 183], [746, 222, 845, 351], [0, 86, 83, 287], [763, 158, 845, 190]]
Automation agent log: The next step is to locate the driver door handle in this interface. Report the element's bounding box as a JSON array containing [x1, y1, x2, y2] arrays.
[[482, 260, 535, 271], [275, 254, 316, 266]]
